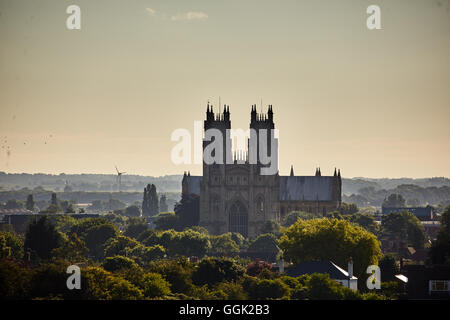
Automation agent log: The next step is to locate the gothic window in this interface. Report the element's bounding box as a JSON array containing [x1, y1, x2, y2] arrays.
[[229, 201, 248, 237], [255, 196, 264, 215]]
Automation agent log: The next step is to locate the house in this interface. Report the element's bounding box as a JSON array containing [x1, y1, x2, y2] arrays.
[[285, 259, 358, 290], [401, 264, 450, 299], [382, 206, 434, 221]]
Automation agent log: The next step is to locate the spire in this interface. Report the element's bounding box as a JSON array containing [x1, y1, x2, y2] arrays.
[[334, 168, 337, 177], [338, 169, 341, 178], [290, 165, 294, 177], [318, 167, 321, 176], [315, 167, 321, 176]]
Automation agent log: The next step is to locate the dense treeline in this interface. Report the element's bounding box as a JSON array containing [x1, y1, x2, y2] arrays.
[[1, 204, 447, 300], [0, 211, 392, 300], [344, 184, 450, 208]]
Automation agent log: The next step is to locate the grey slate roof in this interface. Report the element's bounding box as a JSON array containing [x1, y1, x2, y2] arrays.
[[381, 207, 432, 217], [285, 261, 357, 280], [279, 176, 334, 201], [185, 176, 202, 195]]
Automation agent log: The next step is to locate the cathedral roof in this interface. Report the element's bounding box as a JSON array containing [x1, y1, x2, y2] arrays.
[[279, 176, 334, 201]]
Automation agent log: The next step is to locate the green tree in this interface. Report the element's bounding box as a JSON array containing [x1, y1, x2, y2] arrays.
[[244, 276, 290, 300], [0, 231, 24, 259], [216, 281, 248, 300], [154, 212, 179, 231], [83, 223, 119, 260], [429, 206, 450, 264], [279, 218, 381, 278], [29, 260, 73, 299], [51, 193, 58, 206], [142, 272, 171, 298], [247, 233, 279, 261], [381, 211, 426, 249], [209, 233, 239, 257], [192, 257, 245, 287], [382, 194, 406, 208], [104, 235, 140, 258], [128, 244, 166, 264], [142, 184, 159, 218], [378, 253, 400, 282], [149, 258, 194, 295], [282, 211, 316, 227], [339, 202, 359, 215], [26, 194, 35, 211], [260, 220, 282, 236], [0, 259, 31, 299], [124, 217, 148, 239], [103, 255, 138, 272], [24, 216, 63, 260], [168, 230, 211, 258], [174, 193, 200, 229], [52, 233, 88, 262], [306, 273, 362, 300], [346, 213, 379, 234], [124, 205, 141, 217]]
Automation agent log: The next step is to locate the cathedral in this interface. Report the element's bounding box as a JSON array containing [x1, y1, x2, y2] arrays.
[[182, 103, 342, 238]]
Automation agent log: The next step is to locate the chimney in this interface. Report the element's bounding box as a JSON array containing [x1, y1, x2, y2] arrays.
[[348, 257, 353, 279], [278, 259, 284, 274]]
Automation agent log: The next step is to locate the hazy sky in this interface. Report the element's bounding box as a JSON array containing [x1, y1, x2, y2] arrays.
[[0, 0, 449, 178]]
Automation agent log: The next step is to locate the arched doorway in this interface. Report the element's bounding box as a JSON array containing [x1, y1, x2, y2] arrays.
[[229, 201, 248, 237]]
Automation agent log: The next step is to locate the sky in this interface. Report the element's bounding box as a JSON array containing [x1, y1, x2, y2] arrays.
[[0, 0, 449, 178]]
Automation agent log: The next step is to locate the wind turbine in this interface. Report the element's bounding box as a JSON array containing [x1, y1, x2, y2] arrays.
[[115, 166, 126, 192]]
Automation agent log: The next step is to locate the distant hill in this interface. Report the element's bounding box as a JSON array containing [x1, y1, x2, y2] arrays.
[[1, 172, 449, 209], [0, 172, 183, 193]]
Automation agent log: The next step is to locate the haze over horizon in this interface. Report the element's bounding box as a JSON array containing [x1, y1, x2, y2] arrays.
[[1, 0, 449, 179]]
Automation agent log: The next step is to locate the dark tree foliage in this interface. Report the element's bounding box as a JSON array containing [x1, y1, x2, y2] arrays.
[[382, 194, 406, 208], [381, 211, 426, 249], [142, 184, 159, 218], [24, 216, 63, 260], [124, 205, 141, 217], [192, 257, 244, 287], [102, 255, 138, 272], [379, 254, 400, 282], [50, 193, 58, 206], [260, 220, 281, 236], [174, 193, 200, 229], [339, 202, 359, 215], [26, 194, 35, 211], [124, 217, 148, 239], [429, 206, 450, 264]]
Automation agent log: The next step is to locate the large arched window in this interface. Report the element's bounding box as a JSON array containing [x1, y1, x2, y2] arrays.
[[229, 201, 248, 237]]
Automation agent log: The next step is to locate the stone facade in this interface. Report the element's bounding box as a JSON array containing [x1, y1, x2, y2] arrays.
[[182, 103, 341, 238]]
